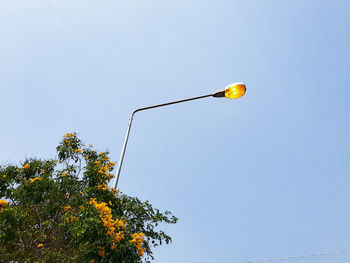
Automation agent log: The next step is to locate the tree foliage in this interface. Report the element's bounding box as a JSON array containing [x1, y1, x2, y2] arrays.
[[0, 133, 177, 263]]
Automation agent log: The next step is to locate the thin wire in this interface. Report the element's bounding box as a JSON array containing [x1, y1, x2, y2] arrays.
[[238, 248, 350, 263]]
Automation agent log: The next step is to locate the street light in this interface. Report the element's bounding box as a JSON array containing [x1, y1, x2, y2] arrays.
[[112, 82, 246, 189]]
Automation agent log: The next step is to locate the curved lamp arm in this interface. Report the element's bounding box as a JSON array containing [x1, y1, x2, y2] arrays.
[[112, 93, 215, 189]]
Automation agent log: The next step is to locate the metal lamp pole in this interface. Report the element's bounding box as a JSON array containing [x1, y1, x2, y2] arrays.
[[112, 83, 246, 189]]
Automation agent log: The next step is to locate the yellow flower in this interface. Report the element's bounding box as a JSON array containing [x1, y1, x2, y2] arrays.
[[0, 200, 8, 207], [70, 216, 78, 222], [110, 188, 119, 193], [37, 243, 43, 248], [97, 246, 105, 256], [105, 173, 114, 179], [97, 184, 108, 191], [62, 205, 71, 212], [117, 220, 125, 227], [130, 232, 145, 254], [88, 198, 126, 244], [90, 260, 95, 263], [64, 133, 75, 138], [29, 177, 42, 183], [111, 242, 116, 250], [75, 149, 82, 153], [23, 164, 30, 169]]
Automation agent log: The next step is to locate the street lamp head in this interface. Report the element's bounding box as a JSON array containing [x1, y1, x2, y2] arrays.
[[224, 82, 246, 99], [212, 82, 246, 99]]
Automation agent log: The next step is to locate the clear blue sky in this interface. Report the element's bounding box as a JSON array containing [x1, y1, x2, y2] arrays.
[[1, 1, 350, 262]]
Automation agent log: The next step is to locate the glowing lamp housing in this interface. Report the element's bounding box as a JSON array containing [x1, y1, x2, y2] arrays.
[[212, 82, 246, 99]]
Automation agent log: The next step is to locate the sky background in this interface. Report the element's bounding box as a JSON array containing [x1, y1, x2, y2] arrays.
[[1, 0, 350, 262]]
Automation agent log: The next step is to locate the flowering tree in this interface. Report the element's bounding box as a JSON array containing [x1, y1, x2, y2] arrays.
[[0, 133, 177, 262]]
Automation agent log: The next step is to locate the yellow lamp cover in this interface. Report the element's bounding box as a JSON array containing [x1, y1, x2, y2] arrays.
[[224, 83, 246, 99]]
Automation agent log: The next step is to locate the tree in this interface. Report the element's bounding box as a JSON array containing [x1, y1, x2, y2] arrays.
[[0, 133, 177, 263]]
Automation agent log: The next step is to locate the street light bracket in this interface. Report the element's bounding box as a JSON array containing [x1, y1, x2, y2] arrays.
[[212, 89, 226, 98]]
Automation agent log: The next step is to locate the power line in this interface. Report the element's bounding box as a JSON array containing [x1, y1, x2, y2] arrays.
[[238, 248, 350, 263]]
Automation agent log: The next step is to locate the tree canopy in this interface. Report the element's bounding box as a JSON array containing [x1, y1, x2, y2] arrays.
[[0, 133, 177, 262]]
